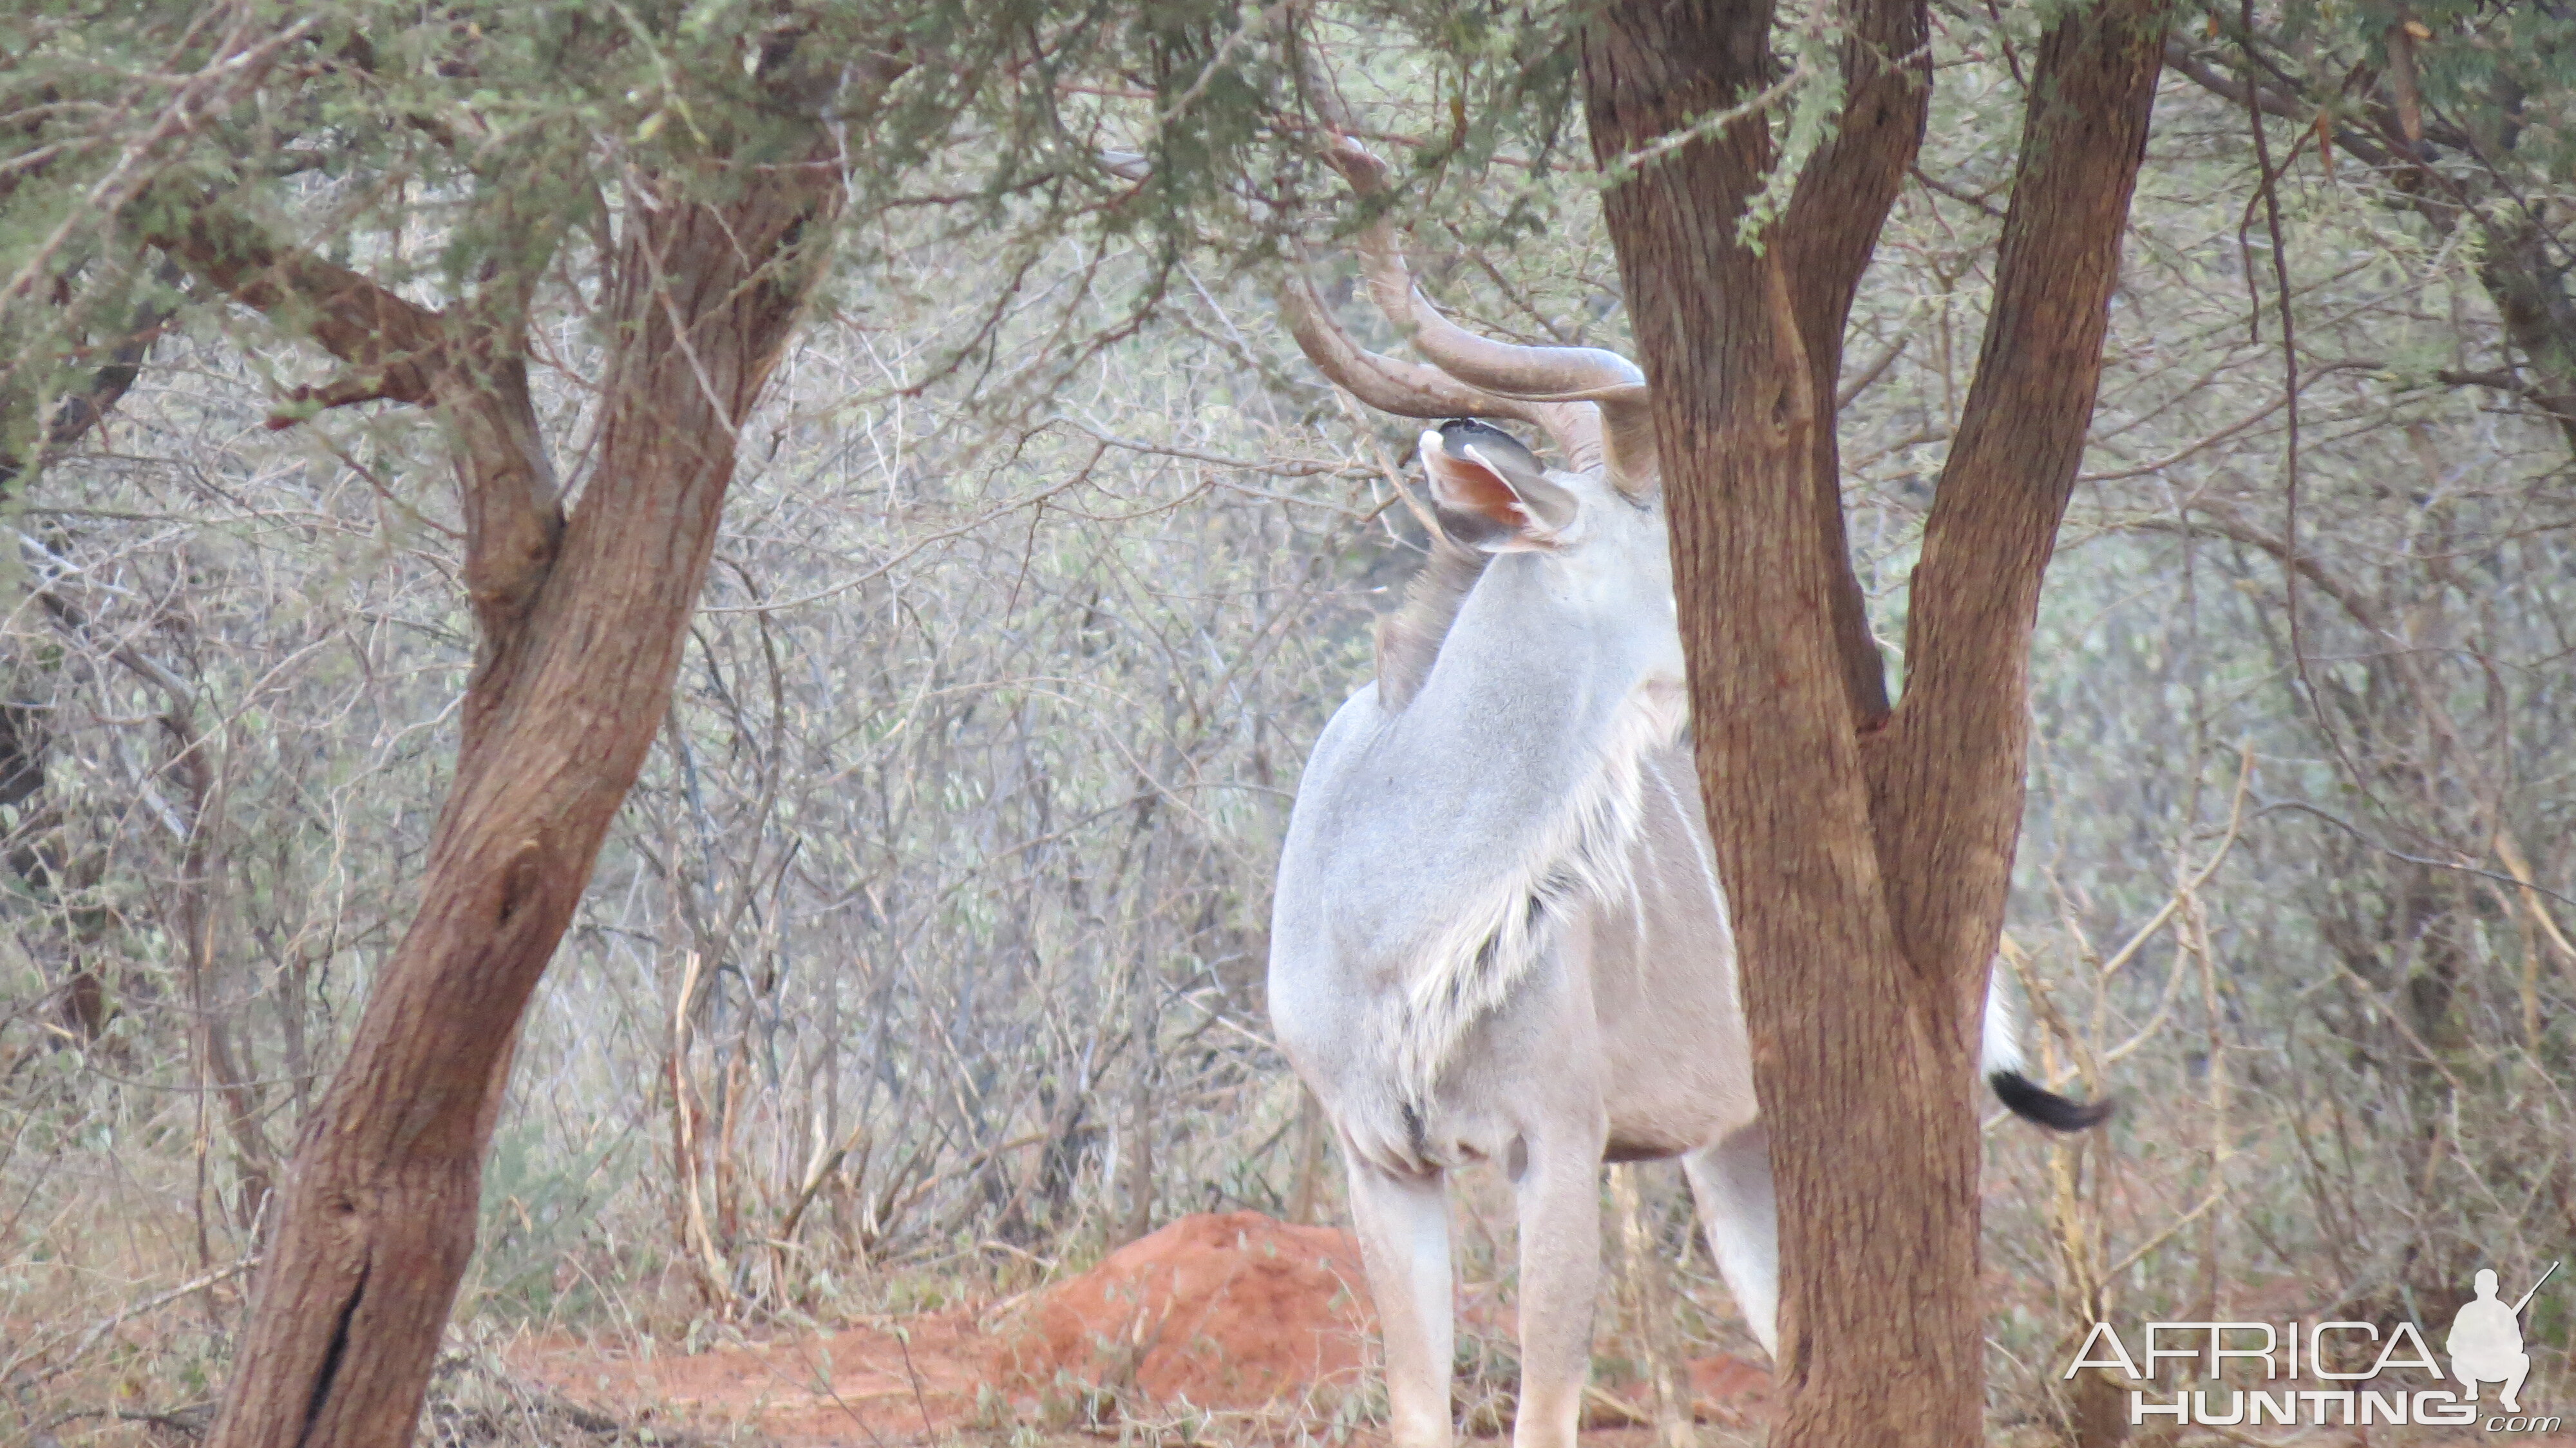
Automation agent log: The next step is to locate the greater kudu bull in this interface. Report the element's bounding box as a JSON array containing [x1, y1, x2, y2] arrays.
[[1266, 140, 2105, 1448]]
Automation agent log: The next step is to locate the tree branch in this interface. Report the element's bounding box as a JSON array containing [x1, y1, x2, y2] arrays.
[[0, 260, 178, 499], [135, 198, 446, 405], [2160, 32, 2576, 459], [134, 191, 567, 660], [1873, 0, 2168, 976], [2126, 510, 2389, 640], [2160, 37, 2393, 172], [1780, 0, 1929, 724]]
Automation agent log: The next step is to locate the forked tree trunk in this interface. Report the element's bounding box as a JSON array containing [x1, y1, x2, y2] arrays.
[[146, 75, 857, 1448], [1579, 3, 2166, 1443]]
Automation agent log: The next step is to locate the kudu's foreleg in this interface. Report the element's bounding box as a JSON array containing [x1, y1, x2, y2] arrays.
[[1683, 1123, 1780, 1356], [1344, 1150, 1455, 1448], [1509, 1137, 1604, 1448]]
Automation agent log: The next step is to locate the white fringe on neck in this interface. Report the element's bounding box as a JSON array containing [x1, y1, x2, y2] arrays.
[[1388, 681, 1687, 1105]]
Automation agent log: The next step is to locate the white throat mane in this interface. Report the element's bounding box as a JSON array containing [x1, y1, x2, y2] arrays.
[[1390, 678, 1686, 1103]]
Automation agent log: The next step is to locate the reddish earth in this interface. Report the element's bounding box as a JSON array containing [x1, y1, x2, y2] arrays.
[[1683, 1353, 1774, 1425], [514, 1210, 1779, 1442], [992, 1210, 1376, 1416], [513, 1310, 995, 1442]]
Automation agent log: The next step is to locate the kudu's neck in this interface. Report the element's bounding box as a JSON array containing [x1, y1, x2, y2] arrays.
[[1363, 543, 1685, 1101], [1396, 547, 1684, 815], [1421, 548, 1678, 716]]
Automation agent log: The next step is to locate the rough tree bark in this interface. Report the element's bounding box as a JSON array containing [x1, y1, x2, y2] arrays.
[[120, 39, 872, 1448], [1579, 1, 2167, 1443]]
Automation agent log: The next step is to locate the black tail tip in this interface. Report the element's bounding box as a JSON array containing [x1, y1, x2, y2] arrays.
[[1989, 1071, 2115, 1132]]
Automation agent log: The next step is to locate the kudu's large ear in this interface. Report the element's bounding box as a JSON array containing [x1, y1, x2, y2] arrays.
[[1419, 420, 1576, 551]]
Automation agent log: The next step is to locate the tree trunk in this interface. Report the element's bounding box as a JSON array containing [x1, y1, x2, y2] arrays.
[[2477, 210, 2576, 459], [1578, 3, 2166, 1444], [171, 90, 851, 1448]]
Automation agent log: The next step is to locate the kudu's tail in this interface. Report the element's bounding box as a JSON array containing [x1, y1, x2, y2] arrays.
[[1988, 1070, 2115, 1131], [1982, 984, 2114, 1132]]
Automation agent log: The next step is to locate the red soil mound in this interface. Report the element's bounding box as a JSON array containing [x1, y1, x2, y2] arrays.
[[993, 1210, 1376, 1415], [511, 1216, 1774, 1442]]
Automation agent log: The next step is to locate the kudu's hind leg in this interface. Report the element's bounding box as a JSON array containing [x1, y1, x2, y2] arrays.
[[1508, 1138, 1602, 1448], [1343, 1152, 1455, 1448], [1683, 1124, 1779, 1357]]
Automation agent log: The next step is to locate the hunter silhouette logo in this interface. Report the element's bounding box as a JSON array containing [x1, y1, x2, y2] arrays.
[[2065, 1262, 2562, 1431], [2450, 1262, 2558, 1415]]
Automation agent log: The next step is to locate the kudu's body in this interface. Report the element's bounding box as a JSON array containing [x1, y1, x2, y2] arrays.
[[1271, 484, 1771, 1448], [1267, 140, 2101, 1448]]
